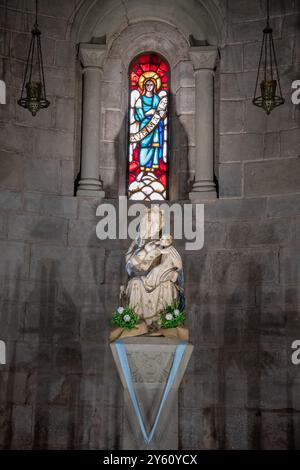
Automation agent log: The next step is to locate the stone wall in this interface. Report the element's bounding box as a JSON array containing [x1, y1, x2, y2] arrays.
[[0, 0, 299, 450]]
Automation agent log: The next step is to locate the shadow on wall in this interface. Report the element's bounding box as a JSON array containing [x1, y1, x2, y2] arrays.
[[0, 240, 123, 449]]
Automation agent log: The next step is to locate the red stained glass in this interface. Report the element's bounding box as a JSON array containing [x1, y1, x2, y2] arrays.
[[128, 53, 169, 201]]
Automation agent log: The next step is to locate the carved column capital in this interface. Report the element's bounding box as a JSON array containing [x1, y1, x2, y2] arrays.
[[189, 46, 219, 71], [79, 43, 107, 69]]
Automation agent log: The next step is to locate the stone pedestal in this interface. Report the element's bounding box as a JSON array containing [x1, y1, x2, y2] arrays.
[[110, 336, 193, 450]]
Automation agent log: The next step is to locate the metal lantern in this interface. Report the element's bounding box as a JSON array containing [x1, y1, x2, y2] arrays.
[[18, 0, 50, 116], [252, 0, 284, 115]]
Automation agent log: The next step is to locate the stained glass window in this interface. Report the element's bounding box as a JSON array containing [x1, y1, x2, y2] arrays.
[[128, 53, 169, 200]]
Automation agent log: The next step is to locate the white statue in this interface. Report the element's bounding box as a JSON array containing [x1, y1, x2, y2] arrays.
[[123, 206, 184, 326]]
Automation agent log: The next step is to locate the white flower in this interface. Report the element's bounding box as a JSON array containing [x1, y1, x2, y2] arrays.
[[117, 307, 124, 314], [174, 309, 180, 316], [123, 314, 131, 322], [166, 313, 173, 321]]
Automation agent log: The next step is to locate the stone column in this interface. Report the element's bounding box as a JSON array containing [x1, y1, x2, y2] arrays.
[[77, 44, 106, 198], [189, 46, 218, 203]]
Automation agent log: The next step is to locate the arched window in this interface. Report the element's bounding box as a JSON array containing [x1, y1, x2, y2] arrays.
[[128, 53, 169, 200]]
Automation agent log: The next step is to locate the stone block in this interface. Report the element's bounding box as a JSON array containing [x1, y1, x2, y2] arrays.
[[231, 17, 282, 43], [244, 38, 293, 71], [101, 81, 122, 110], [45, 65, 76, 98], [78, 197, 104, 220], [8, 214, 68, 244], [220, 71, 257, 100], [266, 194, 300, 217], [60, 160, 75, 196], [173, 60, 195, 90], [104, 109, 123, 141], [30, 245, 105, 283], [0, 241, 30, 279], [186, 281, 256, 308], [176, 87, 195, 115], [0, 123, 34, 154], [0, 213, 7, 238], [34, 0, 78, 18], [218, 163, 242, 197], [256, 283, 299, 306], [280, 246, 300, 284], [225, 219, 293, 248], [79, 375, 119, 408], [10, 405, 33, 449], [178, 115, 195, 146], [24, 303, 80, 342], [34, 406, 71, 449], [0, 190, 22, 211], [80, 307, 106, 342], [220, 101, 244, 133], [102, 58, 123, 83], [184, 250, 211, 284], [55, 98, 75, 132], [0, 152, 23, 191], [68, 219, 100, 247], [187, 348, 219, 379], [55, 41, 76, 68], [179, 408, 217, 449], [245, 100, 300, 133], [0, 28, 10, 56], [224, 408, 251, 450], [0, 371, 31, 405], [24, 159, 60, 193], [35, 128, 74, 160], [100, 140, 118, 168], [228, 0, 265, 22], [15, 341, 39, 370], [207, 198, 267, 221], [0, 300, 25, 340], [220, 133, 263, 162], [211, 248, 279, 284], [24, 193, 77, 218], [57, 282, 107, 307], [0, 278, 58, 304], [15, 102, 53, 129], [183, 376, 217, 409], [264, 132, 280, 159], [11, 32, 55, 66], [220, 44, 243, 73], [105, 251, 126, 284], [244, 158, 300, 196], [261, 412, 292, 449], [281, 128, 300, 158]]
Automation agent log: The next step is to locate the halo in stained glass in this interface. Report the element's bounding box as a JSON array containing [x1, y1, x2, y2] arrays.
[[128, 52, 169, 201]]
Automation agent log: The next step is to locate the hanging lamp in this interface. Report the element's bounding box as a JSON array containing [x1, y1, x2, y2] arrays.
[[252, 0, 284, 114], [18, 0, 50, 116]]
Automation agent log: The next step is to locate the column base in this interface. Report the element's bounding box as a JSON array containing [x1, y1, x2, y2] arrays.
[[76, 178, 105, 199], [189, 180, 217, 203]]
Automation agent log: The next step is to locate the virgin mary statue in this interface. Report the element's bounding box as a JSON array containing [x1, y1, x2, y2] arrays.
[[122, 207, 184, 326]]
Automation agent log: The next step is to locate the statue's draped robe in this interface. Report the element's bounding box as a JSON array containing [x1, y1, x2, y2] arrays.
[[125, 240, 183, 324]]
